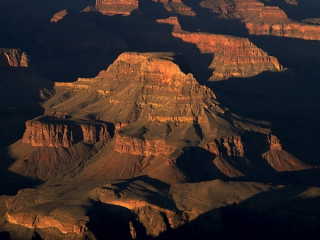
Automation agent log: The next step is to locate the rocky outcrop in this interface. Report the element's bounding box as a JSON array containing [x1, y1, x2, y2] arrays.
[[114, 134, 176, 157], [201, 0, 320, 40], [89, 179, 187, 237], [204, 134, 310, 176], [52, 52, 226, 126], [6, 211, 88, 235], [245, 21, 320, 40], [22, 115, 112, 147], [159, 17, 283, 80], [0, 48, 29, 67], [95, 0, 139, 15], [95, 0, 195, 16], [50, 9, 68, 23]]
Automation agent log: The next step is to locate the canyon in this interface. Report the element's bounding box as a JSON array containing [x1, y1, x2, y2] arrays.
[[0, 0, 319, 239]]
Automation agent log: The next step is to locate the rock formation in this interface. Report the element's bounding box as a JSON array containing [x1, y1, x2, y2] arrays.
[[43, 52, 308, 180], [95, 0, 195, 16], [158, 17, 283, 80], [22, 115, 112, 148], [0, 48, 29, 67], [51, 52, 225, 126], [114, 134, 176, 157], [201, 0, 320, 40], [95, 0, 139, 15], [50, 9, 69, 23]]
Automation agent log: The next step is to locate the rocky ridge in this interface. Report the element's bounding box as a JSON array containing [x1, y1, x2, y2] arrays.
[[22, 115, 112, 148], [201, 0, 320, 40], [158, 17, 283, 80]]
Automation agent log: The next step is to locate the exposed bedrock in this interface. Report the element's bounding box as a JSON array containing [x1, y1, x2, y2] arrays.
[[22, 115, 113, 148]]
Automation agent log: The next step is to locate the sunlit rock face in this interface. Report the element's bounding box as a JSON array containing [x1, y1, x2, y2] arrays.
[[95, 0, 139, 15], [201, 0, 320, 40], [0, 48, 29, 67], [157, 17, 283, 81], [22, 116, 112, 148], [95, 0, 195, 16]]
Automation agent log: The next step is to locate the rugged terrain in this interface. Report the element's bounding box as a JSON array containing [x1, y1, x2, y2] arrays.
[[0, 0, 320, 239]]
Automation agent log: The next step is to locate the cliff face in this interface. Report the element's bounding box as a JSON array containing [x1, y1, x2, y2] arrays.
[[0, 48, 29, 67], [22, 115, 112, 148], [201, 0, 320, 40], [158, 17, 283, 80], [178, 32, 282, 80], [52, 52, 226, 128], [204, 134, 310, 177], [95, 0, 139, 15], [114, 134, 176, 157], [95, 0, 195, 16]]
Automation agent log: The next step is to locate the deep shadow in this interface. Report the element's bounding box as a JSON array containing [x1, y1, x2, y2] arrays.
[[178, 0, 248, 36], [207, 35, 320, 165], [176, 147, 226, 182], [0, 0, 218, 83], [155, 185, 319, 240], [86, 200, 145, 240], [0, 232, 11, 240], [0, 145, 43, 195], [101, 176, 178, 211]]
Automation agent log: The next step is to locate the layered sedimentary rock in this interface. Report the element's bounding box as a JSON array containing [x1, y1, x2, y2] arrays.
[[52, 52, 226, 126], [0, 48, 29, 67], [47, 52, 309, 179], [158, 17, 283, 80], [95, 0, 195, 16], [114, 135, 176, 157], [6, 211, 88, 235], [201, 0, 320, 40], [22, 115, 112, 148], [95, 0, 139, 15]]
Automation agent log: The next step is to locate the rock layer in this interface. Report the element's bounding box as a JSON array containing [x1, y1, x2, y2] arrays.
[[95, 0, 139, 15], [22, 115, 112, 148], [159, 17, 283, 80], [114, 134, 176, 157], [201, 0, 320, 40]]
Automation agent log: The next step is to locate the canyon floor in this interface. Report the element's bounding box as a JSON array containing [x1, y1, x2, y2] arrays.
[[0, 0, 320, 239]]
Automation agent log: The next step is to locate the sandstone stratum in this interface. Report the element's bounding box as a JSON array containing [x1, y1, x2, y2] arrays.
[[0, 0, 320, 239], [201, 0, 320, 40]]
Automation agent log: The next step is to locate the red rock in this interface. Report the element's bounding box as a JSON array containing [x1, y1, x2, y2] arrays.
[[201, 0, 320, 40], [22, 115, 112, 147], [95, 0, 139, 15], [50, 9, 68, 23], [114, 134, 176, 157], [0, 48, 29, 67], [158, 17, 283, 80]]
